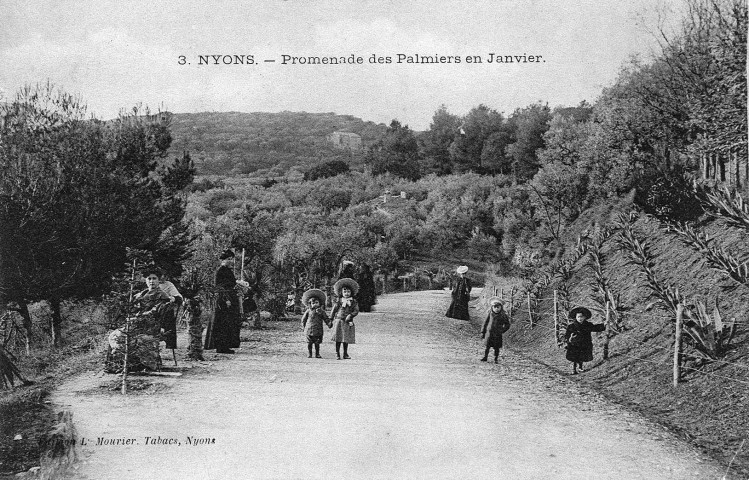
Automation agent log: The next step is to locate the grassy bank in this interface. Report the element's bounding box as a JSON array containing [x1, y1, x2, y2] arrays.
[[486, 211, 749, 479]]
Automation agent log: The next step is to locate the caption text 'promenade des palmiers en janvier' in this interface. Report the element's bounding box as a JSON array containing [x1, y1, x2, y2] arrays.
[[177, 52, 546, 66]]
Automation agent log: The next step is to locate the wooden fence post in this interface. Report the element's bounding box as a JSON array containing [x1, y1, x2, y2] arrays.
[[603, 301, 610, 360], [508, 286, 515, 319], [527, 292, 534, 327], [674, 303, 683, 386], [553, 290, 559, 345]]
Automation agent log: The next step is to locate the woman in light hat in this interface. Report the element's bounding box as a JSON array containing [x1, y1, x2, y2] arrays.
[[564, 306, 605, 374], [301, 288, 331, 358], [445, 265, 472, 320], [481, 297, 511, 363], [330, 278, 359, 359]]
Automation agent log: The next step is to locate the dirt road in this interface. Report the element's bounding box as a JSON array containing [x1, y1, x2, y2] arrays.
[[52, 290, 725, 479]]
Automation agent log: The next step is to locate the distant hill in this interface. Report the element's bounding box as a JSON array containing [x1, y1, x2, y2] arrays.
[[167, 111, 387, 176]]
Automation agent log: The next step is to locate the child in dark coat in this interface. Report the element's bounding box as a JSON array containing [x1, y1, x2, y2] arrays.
[[564, 306, 605, 374], [301, 289, 331, 358], [481, 297, 511, 363]]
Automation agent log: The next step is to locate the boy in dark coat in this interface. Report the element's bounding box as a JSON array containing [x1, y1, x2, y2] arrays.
[[301, 289, 331, 358], [564, 306, 605, 374], [481, 297, 511, 363]]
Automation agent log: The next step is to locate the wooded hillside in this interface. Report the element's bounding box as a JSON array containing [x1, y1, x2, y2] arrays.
[[167, 111, 387, 176]]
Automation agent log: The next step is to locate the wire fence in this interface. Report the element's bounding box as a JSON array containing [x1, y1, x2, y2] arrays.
[[476, 285, 749, 388]]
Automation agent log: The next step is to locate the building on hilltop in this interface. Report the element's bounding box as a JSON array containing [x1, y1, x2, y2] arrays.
[[327, 131, 362, 151]]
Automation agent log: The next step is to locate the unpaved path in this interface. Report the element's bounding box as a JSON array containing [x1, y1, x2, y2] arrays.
[[52, 290, 725, 479]]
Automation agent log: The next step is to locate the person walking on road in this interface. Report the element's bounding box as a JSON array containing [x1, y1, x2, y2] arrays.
[[564, 306, 605, 374], [446, 265, 472, 320], [331, 278, 359, 360], [301, 288, 331, 358], [481, 297, 511, 363]]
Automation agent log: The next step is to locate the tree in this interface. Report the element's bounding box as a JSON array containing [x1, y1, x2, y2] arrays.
[[448, 104, 505, 173], [0, 84, 194, 346], [506, 102, 552, 182], [419, 105, 461, 175], [365, 120, 422, 180]]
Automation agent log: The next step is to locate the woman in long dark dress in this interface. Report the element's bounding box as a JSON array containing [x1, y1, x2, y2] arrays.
[[356, 263, 377, 312], [445, 265, 471, 320], [564, 306, 605, 374], [204, 250, 241, 354]]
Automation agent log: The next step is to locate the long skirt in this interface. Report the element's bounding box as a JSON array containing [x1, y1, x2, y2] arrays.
[[205, 308, 234, 351], [160, 305, 178, 349], [445, 297, 470, 320]]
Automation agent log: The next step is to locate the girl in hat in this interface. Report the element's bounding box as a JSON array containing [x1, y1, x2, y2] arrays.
[[301, 289, 331, 358], [446, 265, 472, 320], [564, 306, 605, 374], [331, 278, 359, 359], [481, 297, 511, 363]]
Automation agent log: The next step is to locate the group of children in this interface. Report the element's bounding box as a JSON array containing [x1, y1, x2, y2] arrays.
[[479, 296, 605, 374], [300, 278, 360, 360], [300, 278, 605, 374]]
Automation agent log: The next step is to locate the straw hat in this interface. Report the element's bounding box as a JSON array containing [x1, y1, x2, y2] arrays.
[[456, 265, 469, 274], [334, 278, 359, 296], [301, 289, 326, 306], [568, 306, 592, 320]]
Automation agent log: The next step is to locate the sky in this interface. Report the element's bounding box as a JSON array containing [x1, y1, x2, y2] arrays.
[[1, 0, 681, 130]]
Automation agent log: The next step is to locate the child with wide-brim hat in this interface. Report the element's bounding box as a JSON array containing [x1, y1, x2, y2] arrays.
[[564, 306, 605, 374], [331, 278, 359, 359], [301, 289, 331, 358]]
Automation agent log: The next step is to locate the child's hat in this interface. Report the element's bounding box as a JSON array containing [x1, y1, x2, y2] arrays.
[[334, 278, 359, 296], [489, 297, 503, 306], [302, 289, 326, 306], [456, 265, 469, 274], [568, 306, 592, 320]]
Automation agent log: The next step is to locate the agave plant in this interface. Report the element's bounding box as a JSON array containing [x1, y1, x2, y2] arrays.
[[697, 184, 749, 232], [682, 298, 737, 360]]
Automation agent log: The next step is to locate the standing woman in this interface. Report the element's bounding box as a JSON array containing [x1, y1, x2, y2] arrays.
[[205, 249, 240, 354], [445, 265, 472, 320], [356, 263, 377, 312], [564, 306, 605, 374]]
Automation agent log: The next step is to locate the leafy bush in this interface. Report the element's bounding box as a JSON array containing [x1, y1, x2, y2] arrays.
[[638, 170, 703, 222]]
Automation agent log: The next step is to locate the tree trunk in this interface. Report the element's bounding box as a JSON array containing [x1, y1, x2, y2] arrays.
[[17, 301, 33, 354], [49, 298, 63, 348]]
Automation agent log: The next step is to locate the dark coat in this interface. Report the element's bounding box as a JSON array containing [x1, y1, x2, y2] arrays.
[[564, 320, 605, 363], [481, 309, 510, 349], [445, 277, 471, 320], [356, 265, 377, 312], [205, 265, 240, 351], [301, 306, 331, 342]]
